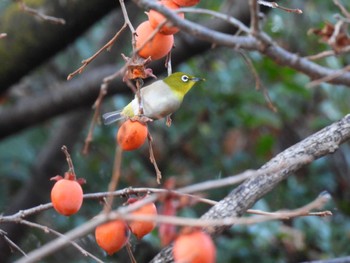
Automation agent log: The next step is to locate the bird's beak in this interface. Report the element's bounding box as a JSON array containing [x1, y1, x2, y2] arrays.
[[191, 77, 205, 82]]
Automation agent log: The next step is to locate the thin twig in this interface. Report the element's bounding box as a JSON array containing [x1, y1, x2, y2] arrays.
[[67, 23, 128, 80], [249, 0, 260, 35], [328, 20, 345, 49], [306, 46, 350, 60], [126, 242, 138, 263], [103, 64, 128, 84], [333, 0, 350, 19], [147, 132, 162, 184], [308, 64, 350, 87], [103, 146, 123, 213], [16, 0, 66, 25], [0, 230, 27, 257], [82, 84, 108, 155], [119, 0, 137, 49], [176, 7, 250, 34], [239, 51, 262, 90], [61, 145, 75, 175], [19, 220, 104, 263], [247, 191, 332, 219], [257, 0, 303, 14]]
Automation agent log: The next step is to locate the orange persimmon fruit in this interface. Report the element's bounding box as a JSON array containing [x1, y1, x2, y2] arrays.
[[135, 21, 174, 60], [128, 198, 158, 239], [173, 229, 216, 263], [117, 119, 148, 151], [95, 220, 130, 255], [148, 0, 184, 35], [172, 0, 200, 6], [50, 173, 84, 216]]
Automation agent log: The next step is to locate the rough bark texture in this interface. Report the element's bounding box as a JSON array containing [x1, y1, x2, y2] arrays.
[[150, 114, 350, 262]]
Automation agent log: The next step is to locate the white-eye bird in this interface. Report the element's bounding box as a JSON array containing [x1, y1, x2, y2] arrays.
[[103, 72, 203, 124]]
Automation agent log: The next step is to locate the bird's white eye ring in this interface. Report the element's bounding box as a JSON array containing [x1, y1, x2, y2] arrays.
[[181, 75, 189, 82]]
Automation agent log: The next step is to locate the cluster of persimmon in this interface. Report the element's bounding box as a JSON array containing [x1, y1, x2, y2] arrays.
[[51, 176, 216, 261], [136, 0, 201, 61], [95, 198, 158, 255], [95, 198, 216, 262]]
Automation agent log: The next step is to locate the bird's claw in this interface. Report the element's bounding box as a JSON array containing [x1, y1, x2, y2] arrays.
[[166, 116, 172, 127], [131, 115, 154, 123]]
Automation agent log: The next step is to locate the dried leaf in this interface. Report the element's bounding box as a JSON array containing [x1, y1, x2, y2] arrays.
[[309, 21, 350, 51]]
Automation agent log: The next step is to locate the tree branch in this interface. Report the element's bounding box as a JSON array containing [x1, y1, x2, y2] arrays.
[[133, 0, 350, 86], [150, 114, 350, 262]]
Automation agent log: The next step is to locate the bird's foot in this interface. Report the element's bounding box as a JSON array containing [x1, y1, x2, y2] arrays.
[[131, 115, 153, 123], [166, 115, 172, 127]]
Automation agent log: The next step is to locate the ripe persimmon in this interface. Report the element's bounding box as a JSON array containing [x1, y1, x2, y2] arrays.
[[50, 172, 84, 216], [148, 0, 184, 35], [172, 0, 200, 6], [128, 198, 158, 239], [117, 119, 148, 151], [135, 21, 174, 60], [173, 229, 216, 263], [95, 220, 130, 255]]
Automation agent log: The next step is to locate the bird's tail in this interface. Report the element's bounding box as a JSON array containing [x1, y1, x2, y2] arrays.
[[102, 110, 126, 125]]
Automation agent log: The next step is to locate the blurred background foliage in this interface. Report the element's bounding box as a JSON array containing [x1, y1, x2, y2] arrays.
[[0, 0, 350, 262]]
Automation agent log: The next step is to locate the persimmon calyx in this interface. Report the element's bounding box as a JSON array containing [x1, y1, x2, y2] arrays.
[[50, 175, 63, 181], [50, 173, 86, 185]]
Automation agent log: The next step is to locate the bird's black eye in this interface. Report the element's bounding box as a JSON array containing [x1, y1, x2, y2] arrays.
[[181, 75, 189, 82]]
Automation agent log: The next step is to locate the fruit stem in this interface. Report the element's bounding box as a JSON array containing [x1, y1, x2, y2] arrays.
[[103, 146, 123, 213], [126, 242, 137, 263], [136, 78, 144, 115], [61, 145, 76, 179]]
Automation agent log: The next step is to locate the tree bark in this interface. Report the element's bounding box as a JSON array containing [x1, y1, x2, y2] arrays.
[[150, 114, 350, 262]]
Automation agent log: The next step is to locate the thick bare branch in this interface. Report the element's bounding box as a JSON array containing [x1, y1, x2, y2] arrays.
[[133, 0, 350, 87], [151, 114, 350, 262]]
